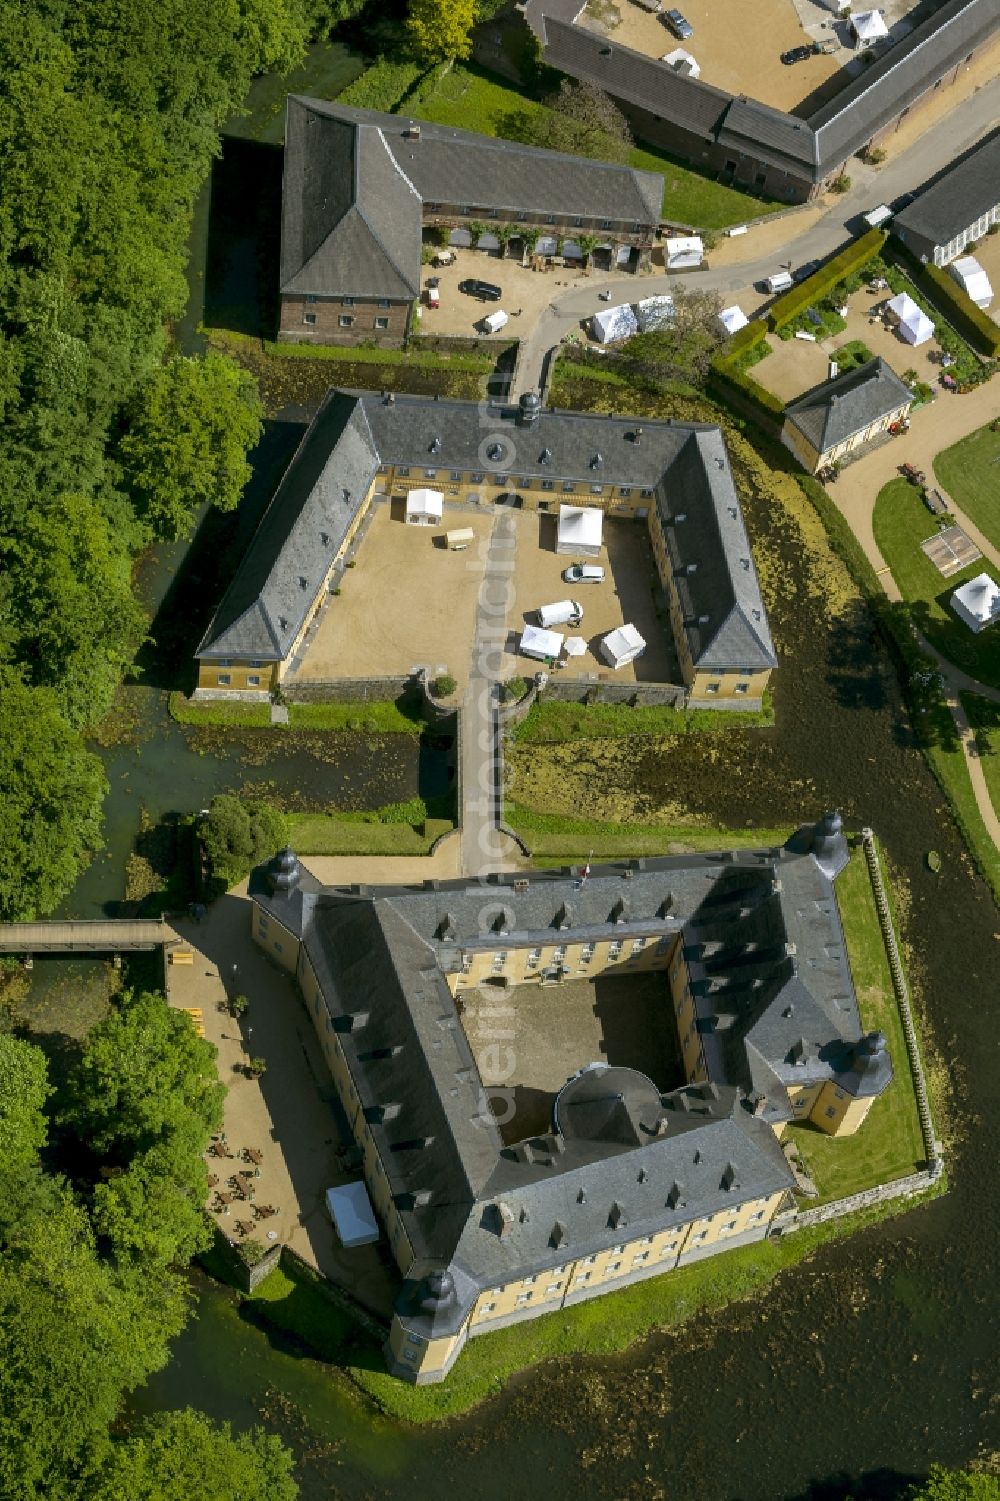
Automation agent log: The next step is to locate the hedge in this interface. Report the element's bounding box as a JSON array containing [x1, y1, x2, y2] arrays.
[[709, 323, 784, 431], [890, 241, 1000, 357], [768, 228, 888, 331], [339, 57, 430, 113]]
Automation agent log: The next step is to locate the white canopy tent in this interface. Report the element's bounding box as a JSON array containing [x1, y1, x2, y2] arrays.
[[851, 9, 888, 42], [949, 256, 993, 308], [600, 624, 646, 670], [887, 292, 934, 347], [661, 46, 700, 77], [590, 303, 638, 343], [951, 573, 1000, 633], [405, 487, 444, 524], [563, 635, 588, 656], [664, 235, 704, 270], [557, 504, 604, 556], [325, 1182, 380, 1247], [718, 304, 749, 335], [635, 295, 675, 331], [521, 624, 564, 661]]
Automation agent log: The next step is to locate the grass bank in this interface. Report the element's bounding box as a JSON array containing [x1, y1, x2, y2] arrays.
[[961, 691, 1000, 820], [511, 696, 773, 744], [785, 846, 926, 1203], [872, 477, 1000, 691], [287, 799, 454, 855], [933, 420, 1000, 554], [260, 338, 498, 372], [234, 1184, 941, 1425], [507, 802, 792, 859], [168, 693, 424, 735]]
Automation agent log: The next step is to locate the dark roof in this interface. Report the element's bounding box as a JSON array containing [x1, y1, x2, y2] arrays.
[[196, 394, 379, 661], [783, 358, 913, 455], [523, 0, 1000, 185], [893, 127, 1000, 251], [280, 96, 663, 300], [198, 389, 776, 675]]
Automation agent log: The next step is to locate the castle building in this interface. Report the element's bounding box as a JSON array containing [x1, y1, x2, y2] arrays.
[[250, 814, 892, 1383]]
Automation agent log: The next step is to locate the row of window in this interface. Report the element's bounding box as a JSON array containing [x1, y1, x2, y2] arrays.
[[216, 673, 262, 686], [397, 469, 654, 499], [304, 295, 393, 308], [422, 205, 646, 233], [304, 312, 391, 330]]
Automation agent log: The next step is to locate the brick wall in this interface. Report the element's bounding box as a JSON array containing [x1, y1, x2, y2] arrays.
[[279, 293, 409, 347]]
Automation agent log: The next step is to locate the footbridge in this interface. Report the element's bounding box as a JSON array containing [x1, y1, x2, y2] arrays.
[[0, 919, 170, 954]]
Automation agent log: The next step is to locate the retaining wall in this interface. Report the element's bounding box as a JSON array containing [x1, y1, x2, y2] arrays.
[[499, 673, 687, 727]]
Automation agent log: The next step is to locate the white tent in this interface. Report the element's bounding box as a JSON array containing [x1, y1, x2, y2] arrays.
[[887, 291, 934, 347], [951, 573, 1000, 633], [851, 9, 888, 42], [325, 1182, 380, 1247], [521, 624, 564, 661], [949, 255, 993, 309], [563, 635, 588, 656], [557, 504, 603, 556], [718, 304, 749, 335], [660, 46, 700, 78], [600, 624, 646, 669], [590, 303, 638, 343], [635, 295, 675, 332], [664, 235, 704, 270], [405, 487, 444, 524]]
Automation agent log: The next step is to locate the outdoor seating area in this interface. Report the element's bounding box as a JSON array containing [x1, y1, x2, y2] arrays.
[[207, 1131, 277, 1237]]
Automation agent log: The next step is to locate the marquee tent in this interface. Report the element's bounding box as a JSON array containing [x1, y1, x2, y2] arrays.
[[886, 292, 934, 346], [405, 487, 444, 524], [563, 636, 588, 656], [521, 624, 564, 661], [660, 46, 700, 78], [635, 295, 675, 331], [325, 1182, 380, 1247], [718, 305, 749, 335], [600, 624, 646, 669], [949, 256, 993, 308], [557, 504, 603, 556], [664, 235, 704, 270], [951, 573, 1000, 633], [851, 9, 888, 42], [590, 304, 638, 343]]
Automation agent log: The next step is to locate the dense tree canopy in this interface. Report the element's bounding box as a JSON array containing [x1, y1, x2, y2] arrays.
[[90, 1409, 298, 1501], [406, 0, 476, 62], [201, 794, 289, 889], [910, 1470, 1000, 1500], [499, 81, 634, 166]]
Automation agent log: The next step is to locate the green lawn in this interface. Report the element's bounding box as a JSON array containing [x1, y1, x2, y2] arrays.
[[286, 809, 453, 855], [508, 802, 792, 859], [872, 477, 1000, 690], [261, 338, 497, 372], [512, 697, 773, 743], [407, 64, 779, 229], [287, 700, 424, 734], [168, 692, 272, 727], [933, 421, 1000, 555], [784, 847, 926, 1204], [960, 691, 1000, 821]]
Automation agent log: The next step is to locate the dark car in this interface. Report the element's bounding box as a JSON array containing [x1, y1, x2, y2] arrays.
[[794, 260, 821, 283], [781, 44, 813, 63], [661, 8, 693, 38], [458, 278, 502, 301]]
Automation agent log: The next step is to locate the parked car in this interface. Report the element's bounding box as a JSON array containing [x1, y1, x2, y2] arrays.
[[563, 564, 606, 584], [794, 260, 821, 283], [661, 8, 693, 38], [781, 45, 813, 63], [458, 278, 502, 301]]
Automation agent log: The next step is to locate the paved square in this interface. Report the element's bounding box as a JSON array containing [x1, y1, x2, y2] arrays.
[[921, 524, 981, 578]]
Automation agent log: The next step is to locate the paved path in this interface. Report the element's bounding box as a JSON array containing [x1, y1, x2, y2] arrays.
[[511, 74, 1000, 399]]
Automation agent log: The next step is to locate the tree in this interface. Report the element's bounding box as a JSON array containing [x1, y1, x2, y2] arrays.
[[91, 1409, 297, 1501], [0, 1036, 51, 1176], [0, 670, 108, 922], [406, 0, 476, 63], [120, 353, 264, 540], [909, 1469, 1000, 1500], [612, 287, 725, 388], [499, 81, 633, 165], [201, 794, 288, 888]]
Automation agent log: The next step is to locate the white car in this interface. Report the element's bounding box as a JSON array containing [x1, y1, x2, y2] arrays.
[[562, 564, 605, 584]]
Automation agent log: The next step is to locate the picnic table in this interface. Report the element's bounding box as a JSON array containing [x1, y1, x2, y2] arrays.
[[232, 1173, 254, 1198], [215, 1190, 233, 1206], [244, 1147, 263, 1166]]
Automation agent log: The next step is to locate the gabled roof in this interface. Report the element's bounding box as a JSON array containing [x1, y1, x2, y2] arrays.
[[894, 128, 1000, 252], [783, 358, 912, 455], [196, 393, 379, 661]]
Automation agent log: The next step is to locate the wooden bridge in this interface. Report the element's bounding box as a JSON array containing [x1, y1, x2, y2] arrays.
[[0, 919, 170, 954]]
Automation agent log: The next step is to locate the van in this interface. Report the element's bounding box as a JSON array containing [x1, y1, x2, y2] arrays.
[[445, 527, 474, 551], [538, 599, 583, 629], [765, 270, 793, 294]]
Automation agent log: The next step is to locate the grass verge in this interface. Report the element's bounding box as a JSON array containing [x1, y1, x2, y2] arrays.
[[168, 694, 425, 735], [287, 802, 454, 855], [960, 691, 1000, 820], [511, 696, 773, 743], [872, 477, 1000, 691], [168, 692, 271, 727], [507, 803, 792, 858], [785, 846, 926, 1204], [933, 420, 1000, 555], [260, 339, 497, 371]]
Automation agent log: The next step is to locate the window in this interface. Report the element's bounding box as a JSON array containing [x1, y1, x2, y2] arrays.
[[574, 216, 583, 227], [834, 1087, 845, 1100], [338, 315, 354, 328], [538, 501, 550, 512], [258, 916, 269, 933], [618, 486, 633, 498], [378, 299, 390, 309], [562, 480, 576, 491], [217, 673, 231, 686], [374, 317, 389, 330], [640, 488, 654, 498], [692, 1231, 707, 1244], [825, 1106, 837, 1119], [583, 1255, 597, 1266], [552, 945, 566, 963], [492, 951, 508, 970], [578, 1271, 591, 1282], [250, 659, 265, 668], [541, 479, 555, 491], [633, 1251, 649, 1265], [705, 682, 721, 695], [723, 1221, 737, 1233], [612, 1245, 624, 1255], [303, 312, 317, 326], [630, 938, 646, 955], [516, 1292, 533, 1306], [735, 683, 748, 695], [305, 294, 317, 304], [461, 954, 472, 973], [470, 472, 484, 483], [273, 941, 283, 954], [608, 1260, 622, 1274], [527, 948, 540, 967], [590, 484, 604, 495], [749, 1211, 765, 1223], [523, 1274, 537, 1285], [247, 674, 261, 687], [424, 468, 437, 479], [402, 1349, 419, 1364], [482, 1301, 496, 1315], [580, 943, 595, 964], [406, 1332, 424, 1346], [343, 297, 355, 307], [517, 477, 532, 490], [450, 471, 462, 482], [546, 1282, 562, 1295], [608, 941, 623, 959], [660, 1242, 677, 1257], [601, 219, 612, 230], [398, 467, 410, 477]]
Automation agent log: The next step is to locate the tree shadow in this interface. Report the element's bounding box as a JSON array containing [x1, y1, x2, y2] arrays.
[[781, 1466, 921, 1501], [204, 137, 284, 340]]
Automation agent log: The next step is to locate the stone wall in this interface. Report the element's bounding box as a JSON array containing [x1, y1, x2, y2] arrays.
[[498, 672, 686, 727], [773, 1163, 944, 1236]]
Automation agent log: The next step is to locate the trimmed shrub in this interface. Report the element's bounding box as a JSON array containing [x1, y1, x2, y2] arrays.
[[709, 322, 784, 434], [339, 58, 429, 113], [421, 818, 454, 843], [430, 674, 458, 697], [768, 229, 887, 331]]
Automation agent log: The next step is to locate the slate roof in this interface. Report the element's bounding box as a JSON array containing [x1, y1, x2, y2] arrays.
[[280, 96, 663, 301], [893, 128, 1000, 252], [252, 825, 890, 1324], [783, 358, 912, 456], [197, 389, 776, 674], [522, 0, 1000, 184]]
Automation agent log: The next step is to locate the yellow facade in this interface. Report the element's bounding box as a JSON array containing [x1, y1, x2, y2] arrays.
[[781, 400, 912, 475], [449, 929, 677, 993]]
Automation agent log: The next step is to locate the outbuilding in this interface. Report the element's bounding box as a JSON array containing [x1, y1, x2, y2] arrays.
[[405, 487, 444, 525], [951, 572, 1000, 633], [557, 504, 604, 557], [600, 623, 646, 669]]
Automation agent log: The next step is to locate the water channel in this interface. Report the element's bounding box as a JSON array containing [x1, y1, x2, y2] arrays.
[[99, 40, 1000, 1500]]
